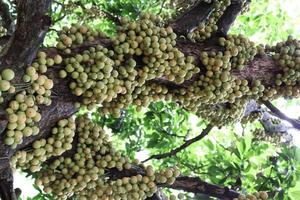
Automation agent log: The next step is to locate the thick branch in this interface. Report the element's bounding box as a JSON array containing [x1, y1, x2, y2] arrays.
[[0, 0, 52, 67], [170, 2, 214, 36], [263, 100, 300, 130], [0, 32, 282, 154], [164, 176, 240, 200], [142, 124, 213, 163], [0, 166, 17, 200], [216, 0, 246, 35], [8, 68, 78, 155], [0, 4, 55, 199], [106, 164, 240, 200]]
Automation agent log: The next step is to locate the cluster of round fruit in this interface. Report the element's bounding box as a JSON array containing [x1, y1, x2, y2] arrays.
[[187, 0, 231, 42], [114, 14, 199, 84], [100, 12, 200, 117], [268, 36, 300, 98], [55, 14, 200, 117], [234, 191, 268, 200], [157, 34, 260, 125], [241, 111, 263, 124], [4, 62, 54, 147], [11, 117, 75, 172], [102, 82, 171, 116], [219, 35, 257, 70], [253, 128, 282, 144], [56, 23, 107, 52], [4, 92, 41, 148], [30, 51, 63, 74], [61, 45, 117, 110], [196, 100, 247, 126], [30, 115, 179, 200], [4, 49, 56, 148], [0, 68, 15, 103], [188, 35, 259, 105]]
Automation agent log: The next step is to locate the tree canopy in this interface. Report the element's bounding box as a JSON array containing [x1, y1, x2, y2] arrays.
[[0, 0, 299, 200]]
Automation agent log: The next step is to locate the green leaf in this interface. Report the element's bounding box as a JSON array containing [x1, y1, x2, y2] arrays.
[[205, 139, 215, 150]]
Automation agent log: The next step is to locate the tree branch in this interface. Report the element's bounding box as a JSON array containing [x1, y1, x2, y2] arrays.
[[0, 166, 17, 200], [106, 164, 240, 200], [0, 0, 52, 67], [170, 1, 214, 36], [142, 124, 213, 163], [216, 0, 246, 35], [263, 100, 300, 130], [164, 176, 239, 200]]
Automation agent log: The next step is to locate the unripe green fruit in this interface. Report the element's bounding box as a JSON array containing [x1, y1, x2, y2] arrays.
[[54, 55, 63, 64], [26, 108, 37, 118], [0, 80, 10, 91], [44, 79, 54, 90], [164, 169, 173, 178], [26, 66, 36, 77], [59, 70, 67, 78], [37, 51, 47, 59], [4, 137, 14, 145], [46, 58, 54, 66], [1, 69, 15, 81], [62, 36, 72, 46], [22, 74, 31, 82], [23, 127, 33, 137], [8, 114, 18, 123]]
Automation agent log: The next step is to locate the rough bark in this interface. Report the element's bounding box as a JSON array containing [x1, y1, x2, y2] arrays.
[[0, 0, 290, 199], [0, 0, 52, 66], [263, 100, 300, 130], [107, 165, 241, 200], [170, 1, 214, 35], [0, 167, 16, 200], [165, 176, 240, 200], [216, 0, 247, 35], [0, 1, 54, 199]]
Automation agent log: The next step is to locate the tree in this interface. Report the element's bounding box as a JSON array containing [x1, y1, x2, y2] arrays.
[[0, 0, 299, 200]]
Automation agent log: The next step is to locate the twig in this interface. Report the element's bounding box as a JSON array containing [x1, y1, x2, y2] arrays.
[[263, 100, 300, 130], [142, 124, 213, 163]]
